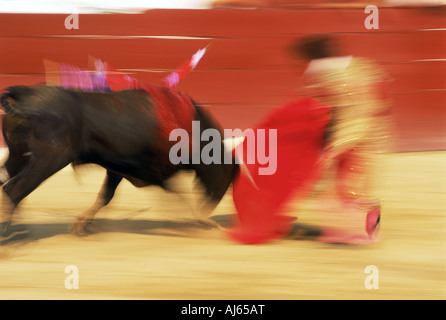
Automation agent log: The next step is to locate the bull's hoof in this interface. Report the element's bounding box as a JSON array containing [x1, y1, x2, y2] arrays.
[[196, 218, 225, 230], [0, 223, 29, 244], [70, 217, 96, 236]]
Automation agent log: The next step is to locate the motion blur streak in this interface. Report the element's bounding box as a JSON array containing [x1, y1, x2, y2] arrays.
[[0, 1, 444, 300]]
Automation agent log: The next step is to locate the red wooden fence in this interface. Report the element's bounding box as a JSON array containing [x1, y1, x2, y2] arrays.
[[0, 6, 445, 151]]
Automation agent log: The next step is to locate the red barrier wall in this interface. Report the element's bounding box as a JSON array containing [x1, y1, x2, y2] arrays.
[[0, 6, 445, 152]]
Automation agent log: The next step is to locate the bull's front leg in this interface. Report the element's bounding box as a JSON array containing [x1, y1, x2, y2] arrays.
[[71, 170, 122, 235], [1, 150, 73, 242]]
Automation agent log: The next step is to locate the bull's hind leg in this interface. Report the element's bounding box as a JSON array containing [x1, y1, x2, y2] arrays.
[[71, 170, 122, 235], [1, 152, 72, 237], [0, 143, 31, 186], [0, 134, 33, 240]]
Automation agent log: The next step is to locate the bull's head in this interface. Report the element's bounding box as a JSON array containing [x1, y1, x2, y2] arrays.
[[188, 105, 240, 217]]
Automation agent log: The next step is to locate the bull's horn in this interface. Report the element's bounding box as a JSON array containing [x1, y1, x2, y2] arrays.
[[222, 136, 245, 153]]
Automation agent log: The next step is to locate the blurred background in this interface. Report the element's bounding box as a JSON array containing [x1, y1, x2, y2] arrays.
[[0, 0, 445, 300], [0, 0, 444, 152]]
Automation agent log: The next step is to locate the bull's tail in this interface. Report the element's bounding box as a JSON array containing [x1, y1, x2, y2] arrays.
[[1, 86, 33, 116]]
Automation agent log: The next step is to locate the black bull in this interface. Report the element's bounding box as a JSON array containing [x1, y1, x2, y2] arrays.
[[0, 85, 238, 236]]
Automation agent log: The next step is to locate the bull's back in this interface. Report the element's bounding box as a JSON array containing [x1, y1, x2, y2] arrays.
[[78, 90, 164, 156], [1, 86, 84, 149]]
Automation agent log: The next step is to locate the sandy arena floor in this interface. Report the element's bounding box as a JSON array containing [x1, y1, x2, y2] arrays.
[[0, 151, 445, 300]]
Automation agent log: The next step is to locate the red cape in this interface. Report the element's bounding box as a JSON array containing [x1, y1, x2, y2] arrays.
[[227, 97, 331, 244]]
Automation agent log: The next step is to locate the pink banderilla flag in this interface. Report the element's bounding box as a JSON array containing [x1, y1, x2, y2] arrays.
[[163, 45, 210, 88]]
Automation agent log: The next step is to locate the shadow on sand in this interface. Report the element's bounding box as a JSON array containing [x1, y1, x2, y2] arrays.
[[1, 214, 322, 246]]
